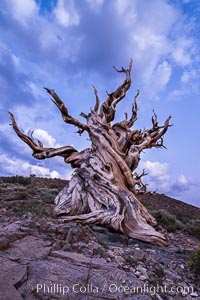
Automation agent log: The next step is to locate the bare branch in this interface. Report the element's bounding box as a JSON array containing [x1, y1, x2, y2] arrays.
[[149, 137, 167, 149], [133, 169, 148, 194], [150, 116, 172, 141], [100, 60, 133, 122], [151, 110, 158, 130], [112, 90, 139, 142], [92, 85, 100, 113], [134, 169, 148, 180], [8, 62, 171, 246], [135, 115, 172, 151], [80, 112, 88, 119], [9, 112, 78, 161], [126, 89, 139, 128], [44, 88, 89, 133]]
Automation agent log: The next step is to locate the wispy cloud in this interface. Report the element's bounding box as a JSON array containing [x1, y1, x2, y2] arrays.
[[0, 152, 61, 178], [54, 0, 80, 27], [139, 160, 196, 201], [0, 0, 200, 206]]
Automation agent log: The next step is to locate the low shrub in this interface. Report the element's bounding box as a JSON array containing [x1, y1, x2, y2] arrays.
[[189, 247, 200, 275], [14, 203, 55, 217], [185, 220, 200, 240], [17, 191, 28, 199], [151, 209, 183, 232], [173, 212, 191, 224], [154, 267, 165, 278], [27, 188, 37, 195], [38, 188, 59, 204], [2, 176, 31, 186]]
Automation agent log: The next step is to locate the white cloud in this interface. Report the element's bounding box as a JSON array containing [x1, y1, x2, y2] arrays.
[[26, 82, 43, 98], [154, 61, 172, 88], [168, 88, 187, 99], [169, 67, 199, 100], [39, 27, 59, 49], [139, 160, 192, 195], [177, 174, 188, 185], [114, 0, 198, 99], [0, 0, 199, 208], [181, 69, 197, 84], [172, 38, 194, 67], [54, 0, 80, 27], [9, 0, 38, 26], [169, 174, 191, 194], [113, 0, 178, 97], [11, 54, 20, 70], [139, 160, 169, 191], [115, 0, 137, 26], [147, 61, 172, 98], [30, 128, 62, 148], [0, 153, 60, 178], [2, 0, 197, 101], [141, 160, 169, 181]]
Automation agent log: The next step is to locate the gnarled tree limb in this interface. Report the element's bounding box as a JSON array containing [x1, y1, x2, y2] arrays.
[[9, 112, 78, 162], [44, 88, 90, 135], [100, 60, 132, 122], [9, 61, 172, 246]]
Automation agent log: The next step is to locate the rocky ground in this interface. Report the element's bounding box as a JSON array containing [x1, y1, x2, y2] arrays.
[[0, 176, 199, 300]]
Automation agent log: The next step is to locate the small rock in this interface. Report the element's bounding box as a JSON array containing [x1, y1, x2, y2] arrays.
[[147, 249, 156, 253], [133, 248, 145, 261], [149, 260, 156, 268], [123, 265, 130, 271], [168, 291, 176, 296], [136, 265, 145, 271], [6, 232, 27, 243], [130, 267, 136, 273], [180, 264, 185, 270], [139, 275, 148, 281], [0, 236, 9, 250], [20, 226, 35, 234], [155, 294, 164, 300], [182, 290, 188, 297], [185, 296, 193, 300], [136, 265, 148, 277], [52, 240, 62, 250], [190, 292, 199, 297], [22, 220, 37, 229], [164, 270, 182, 283], [115, 256, 125, 265]]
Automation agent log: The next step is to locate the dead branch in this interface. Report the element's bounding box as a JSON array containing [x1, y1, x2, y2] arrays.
[[8, 62, 171, 246], [44, 88, 90, 134], [92, 85, 100, 113], [9, 112, 78, 161], [126, 89, 140, 127], [100, 60, 132, 122]]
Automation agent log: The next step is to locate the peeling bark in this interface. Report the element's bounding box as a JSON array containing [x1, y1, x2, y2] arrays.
[[9, 61, 172, 245]]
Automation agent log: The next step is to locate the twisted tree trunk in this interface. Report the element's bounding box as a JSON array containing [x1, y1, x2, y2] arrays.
[[9, 61, 171, 245]]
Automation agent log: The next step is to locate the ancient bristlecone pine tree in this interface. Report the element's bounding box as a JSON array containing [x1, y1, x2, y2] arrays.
[[10, 61, 171, 245]]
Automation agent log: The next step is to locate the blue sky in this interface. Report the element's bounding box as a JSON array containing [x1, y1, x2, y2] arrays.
[[0, 0, 200, 207]]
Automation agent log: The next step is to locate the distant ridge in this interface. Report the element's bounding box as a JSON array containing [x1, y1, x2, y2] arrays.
[[0, 176, 199, 220], [138, 192, 200, 220]]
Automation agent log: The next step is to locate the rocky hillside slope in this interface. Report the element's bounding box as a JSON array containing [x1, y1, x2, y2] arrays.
[[0, 176, 199, 300]]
